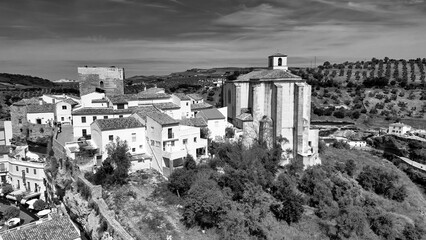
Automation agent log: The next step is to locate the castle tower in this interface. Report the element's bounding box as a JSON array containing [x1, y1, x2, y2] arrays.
[[77, 66, 125, 96], [268, 53, 288, 71]]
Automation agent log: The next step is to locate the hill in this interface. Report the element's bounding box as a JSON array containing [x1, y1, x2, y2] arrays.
[[0, 73, 56, 89]]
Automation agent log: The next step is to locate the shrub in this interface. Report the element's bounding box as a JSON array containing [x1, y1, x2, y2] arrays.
[[1, 184, 13, 196], [333, 110, 345, 119], [76, 179, 92, 200], [225, 127, 235, 139], [33, 199, 46, 211], [270, 192, 304, 225], [3, 206, 20, 220]]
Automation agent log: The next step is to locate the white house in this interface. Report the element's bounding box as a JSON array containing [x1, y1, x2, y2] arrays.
[[91, 117, 153, 172], [171, 93, 192, 118], [0, 121, 12, 146], [81, 92, 108, 108], [0, 146, 9, 183], [187, 93, 204, 104], [347, 140, 367, 149], [55, 99, 79, 124], [388, 122, 412, 135], [191, 102, 213, 116], [196, 108, 227, 141], [153, 102, 181, 119], [26, 104, 55, 125]]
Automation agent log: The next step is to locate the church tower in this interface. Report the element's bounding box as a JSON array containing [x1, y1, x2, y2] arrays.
[[268, 53, 288, 71]]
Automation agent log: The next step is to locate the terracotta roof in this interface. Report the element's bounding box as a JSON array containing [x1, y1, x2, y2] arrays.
[[94, 117, 144, 131], [191, 102, 213, 111], [137, 92, 170, 100], [13, 98, 40, 106], [179, 118, 208, 127], [234, 69, 301, 82], [173, 93, 190, 101], [236, 113, 253, 121], [0, 214, 80, 240], [153, 102, 180, 110], [146, 111, 179, 126], [27, 104, 55, 113], [108, 94, 138, 104], [91, 99, 109, 103], [0, 145, 10, 154], [187, 93, 203, 101], [63, 99, 79, 106], [72, 107, 134, 115], [198, 108, 225, 120], [269, 53, 287, 57]]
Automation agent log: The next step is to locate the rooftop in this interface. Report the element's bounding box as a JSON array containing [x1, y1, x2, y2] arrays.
[[108, 94, 138, 104], [269, 53, 287, 57], [173, 93, 191, 101], [0, 214, 80, 240], [198, 108, 225, 120], [390, 122, 411, 127], [94, 117, 145, 131], [91, 98, 109, 103], [137, 92, 170, 100], [236, 113, 253, 121], [27, 104, 55, 114], [13, 98, 40, 106], [145, 111, 179, 126], [153, 102, 180, 110], [191, 102, 213, 111], [187, 93, 203, 101], [234, 69, 301, 82], [72, 107, 134, 115], [179, 118, 208, 127], [63, 98, 79, 106]]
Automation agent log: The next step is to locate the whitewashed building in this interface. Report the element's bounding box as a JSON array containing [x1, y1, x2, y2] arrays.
[[196, 108, 227, 141], [388, 122, 412, 135]]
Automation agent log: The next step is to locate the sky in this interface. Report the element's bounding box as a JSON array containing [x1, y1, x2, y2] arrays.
[[0, 0, 426, 80]]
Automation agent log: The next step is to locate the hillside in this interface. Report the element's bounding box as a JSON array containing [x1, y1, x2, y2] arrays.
[[0, 73, 56, 88], [292, 58, 426, 130]]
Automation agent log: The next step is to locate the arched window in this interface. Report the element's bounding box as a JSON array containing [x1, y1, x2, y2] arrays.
[[228, 89, 232, 104], [278, 58, 282, 66], [100, 81, 104, 88]]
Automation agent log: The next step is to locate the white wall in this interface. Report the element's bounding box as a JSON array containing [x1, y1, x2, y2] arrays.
[[171, 95, 192, 118], [207, 119, 227, 140], [27, 112, 54, 125], [81, 92, 106, 108], [8, 159, 46, 198], [55, 101, 72, 124], [72, 113, 132, 138]]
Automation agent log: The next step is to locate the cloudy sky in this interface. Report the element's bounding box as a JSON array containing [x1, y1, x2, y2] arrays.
[[0, 0, 425, 80]]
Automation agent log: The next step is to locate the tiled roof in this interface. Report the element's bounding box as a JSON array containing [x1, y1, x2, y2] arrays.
[[0, 214, 80, 240], [269, 53, 287, 57], [0, 145, 10, 154], [187, 93, 203, 101], [63, 99, 79, 106], [191, 102, 213, 111], [137, 92, 170, 100], [173, 93, 190, 101], [94, 117, 144, 131], [234, 69, 301, 82], [27, 104, 55, 114], [108, 94, 139, 104], [91, 99, 109, 103], [13, 98, 40, 106], [179, 118, 208, 127], [72, 107, 134, 115], [153, 102, 180, 110], [146, 111, 179, 126], [236, 113, 253, 121], [198, 108, 225, 120]]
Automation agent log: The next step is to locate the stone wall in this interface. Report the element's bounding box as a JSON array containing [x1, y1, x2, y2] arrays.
[[78, 67, 124, 96], [27, 123, 54, 142], [10, 104, 27, 138]]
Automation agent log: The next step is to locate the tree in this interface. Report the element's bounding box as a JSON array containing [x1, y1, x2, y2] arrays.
[[200, 127, 210, 139], [33, 199, 46, 211], [3, 206, 20, 220], [270, 191, 304, 225], [344, 159, 356, 177], [94, 138, 131, 185], [1, 184, 13, 196], [335, 206, 367, 238], [168, 168, 195, 197], [225, 126, 235, 139], [183, 154, 196, 170]]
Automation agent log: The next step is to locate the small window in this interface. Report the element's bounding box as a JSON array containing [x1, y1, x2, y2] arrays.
[[171, 141, 175, 146], [109, 135, 113, 141], [104, 116, 108, 119], [186, 102, 189, 106], [34, 169, 37, 174], [81, 116, 86, 123], [36, 119, 42, 124], [82, 129, 87, 136], [151, 140, 155, 146], [183, 139, 188, 144], [26, 168, 29, 173], [119, 115, 123, 118], [16, 166, 19, 171], [61, 117, 64, 121], [194, 137, 197, 143], [93, 116, 97, 121], [62, 105, 67, 110], [132, 133, 136, 142], [132, 148, 136, 152], [278, 58, 282, 66], [20, 128, 23, 132], [228, 89, 231, 104], [100, 81, 104, 88]]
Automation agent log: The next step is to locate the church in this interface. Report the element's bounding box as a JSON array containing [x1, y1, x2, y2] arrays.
[[223, 54, 320, 167]]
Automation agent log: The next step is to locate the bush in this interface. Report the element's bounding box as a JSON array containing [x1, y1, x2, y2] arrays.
[[76, 179, 92, 200], [225, 127, 235, 139], [33, 199, 46, 211], [3, 206, 20, 220], [333, 110, 345, 118], [1, 184, 13, 196], [270, 192, 304, 225]]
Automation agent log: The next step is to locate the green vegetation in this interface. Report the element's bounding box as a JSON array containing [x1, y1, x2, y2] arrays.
[[3, 206, 20, 220], [33, 199, 47, 211]]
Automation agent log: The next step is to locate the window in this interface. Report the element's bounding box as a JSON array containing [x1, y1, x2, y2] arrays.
[[151, 140, 155, 146], [132, 148, 136, 152], [20, 128, 23, 132], [132, 133, 136, 142], [183, 139, 188, 144], [82, 129, 87, 136], [16, 166, 18, 171], [100, 81, 104, 88], [163, 142, 166, 151], [28, 182, 31, 191], [26, 168, 29, 173], [17, 180, 20, 189], [168, 128, 173, 139], [119, 115, 123, 118], [35, 183, 38, 192], [186, 102, 189, 106], [61, 117, 64, 121], [109, 135, 113, 141], [117, 104, 125, 109], [156, 141, 160, 147], [36, 119, 42, 124], [62, 105, 67, 110], [104, 116, 108, 119], [93, 116, 97, 121], [228, 89, 231, 104], [278, 58, 282, 66], [194, 137, 197, 143], [139, 145, 143, 149], [81, 116, 86, 123], [171, 141, 175, 146], [34, 169, 37, 174]]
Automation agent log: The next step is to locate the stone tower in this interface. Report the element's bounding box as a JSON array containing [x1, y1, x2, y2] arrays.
[[77, 66, 125, 97]]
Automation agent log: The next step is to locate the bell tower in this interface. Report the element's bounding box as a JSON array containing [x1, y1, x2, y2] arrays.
[[268, 53, 288, 71]]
